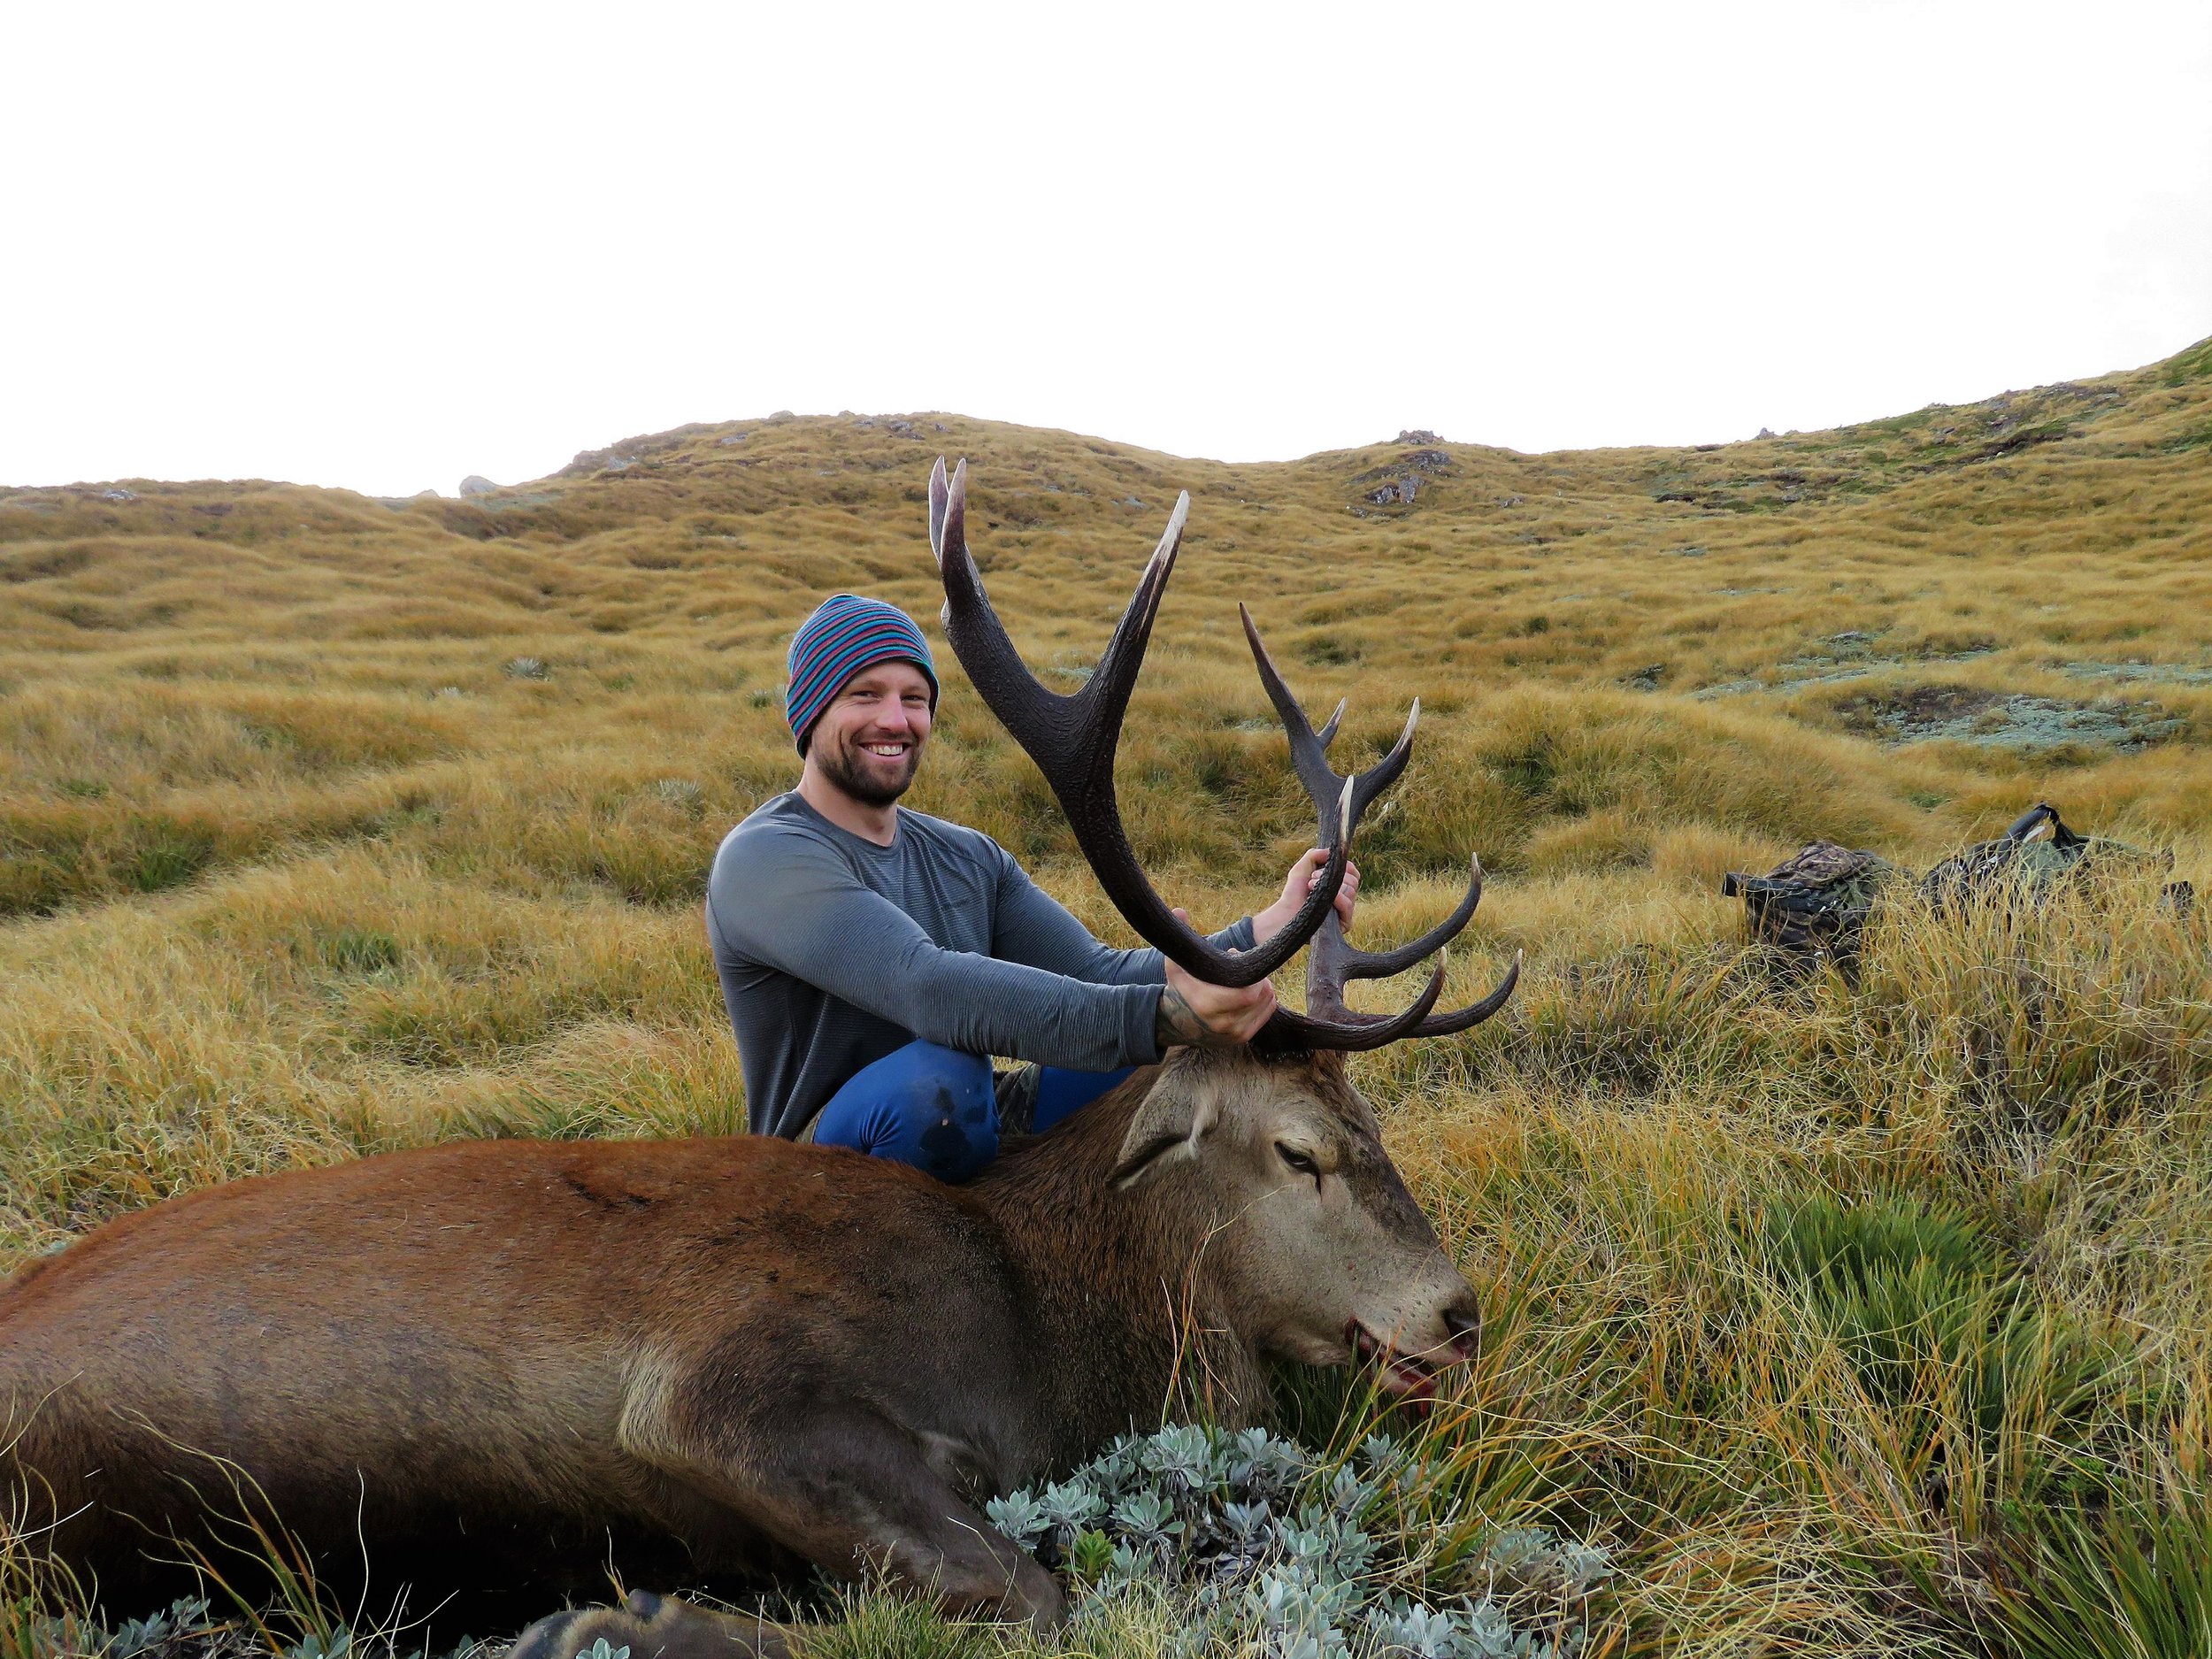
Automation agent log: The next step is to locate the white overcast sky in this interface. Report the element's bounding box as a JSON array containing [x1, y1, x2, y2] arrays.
[[5, 2, 2209, 498]]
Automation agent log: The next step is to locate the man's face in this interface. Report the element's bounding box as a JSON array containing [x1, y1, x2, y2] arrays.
[[804, 660, 933, 807]]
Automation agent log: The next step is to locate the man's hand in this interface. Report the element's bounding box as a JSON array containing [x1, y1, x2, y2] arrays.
[[1156, 908, 1276, 1050], [1251, 849, 1359, 945]]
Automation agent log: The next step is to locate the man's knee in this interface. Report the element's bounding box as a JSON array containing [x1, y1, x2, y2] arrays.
[[816, 1041, 1000, 1182], [903, 1044, 1001, 1181]]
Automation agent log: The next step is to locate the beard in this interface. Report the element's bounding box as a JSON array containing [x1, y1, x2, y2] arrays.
[[813, 730, 921, 807]]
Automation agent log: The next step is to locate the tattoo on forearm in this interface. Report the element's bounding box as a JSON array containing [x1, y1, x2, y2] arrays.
[[1155, 984, 1211, 1050]]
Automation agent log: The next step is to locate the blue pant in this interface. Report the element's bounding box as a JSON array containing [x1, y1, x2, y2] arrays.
[[811, 1041, 1134, 1183]]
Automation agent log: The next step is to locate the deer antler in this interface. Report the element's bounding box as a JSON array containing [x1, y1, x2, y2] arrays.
[[930, 457, 1349, 987], [930, 457, 1502, 1054], [1239, 604, 1521, 1050]]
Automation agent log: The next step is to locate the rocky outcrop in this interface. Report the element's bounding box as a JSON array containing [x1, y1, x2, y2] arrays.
[[1364, 476, 1420, 506]]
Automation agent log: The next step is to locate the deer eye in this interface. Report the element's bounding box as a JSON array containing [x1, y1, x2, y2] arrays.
[[1275, 1143, 1321, 1180]]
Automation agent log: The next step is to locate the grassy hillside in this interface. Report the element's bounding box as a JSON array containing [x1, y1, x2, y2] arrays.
[[4, 339, 2212, 1655]]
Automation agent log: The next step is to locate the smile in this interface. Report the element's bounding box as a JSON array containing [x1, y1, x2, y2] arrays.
[[858, 742, 910, 757]]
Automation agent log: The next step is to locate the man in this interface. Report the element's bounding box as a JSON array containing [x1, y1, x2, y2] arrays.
[[706, 592, 1358, 1182]]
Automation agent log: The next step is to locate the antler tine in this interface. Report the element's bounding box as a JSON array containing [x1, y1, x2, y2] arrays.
[[1300, 892, 1518, 1042], [1241, 604, 1520, 1048], [929, 454, 951, 554], [1241, 601, 1345, 817], [1336, 854, 1485, 980], [1406, 949, 1522, 1037], [932, 460, 1351, 989], [1252, 955, 1449, 1056], [1240, 604, 1413, 834], [1251, 944, 1518, 1051], [930, 457, 1057, 742]]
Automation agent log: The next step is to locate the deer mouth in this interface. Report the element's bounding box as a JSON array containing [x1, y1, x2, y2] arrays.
[[1348, 1321, 1442, 1402]]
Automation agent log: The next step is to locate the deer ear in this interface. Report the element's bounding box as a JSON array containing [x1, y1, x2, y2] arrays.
[[1110, 1079, 1221, 1188]]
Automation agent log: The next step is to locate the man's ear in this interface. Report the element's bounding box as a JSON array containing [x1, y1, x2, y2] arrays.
[[1110, 1078, 1221, 1188]]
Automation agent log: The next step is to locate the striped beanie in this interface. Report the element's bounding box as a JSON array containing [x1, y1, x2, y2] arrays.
[[784, 594, 940, 753]]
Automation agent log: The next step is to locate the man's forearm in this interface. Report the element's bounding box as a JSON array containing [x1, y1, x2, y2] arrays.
[[1156, 974, 1277, 1051], [1155, 983, 1216, 1051]]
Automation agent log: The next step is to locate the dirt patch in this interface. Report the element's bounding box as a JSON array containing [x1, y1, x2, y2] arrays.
[[2061, 660, 2212, 687], [1830, 684, 2184, 751], [1836, 683, 1998, 732]]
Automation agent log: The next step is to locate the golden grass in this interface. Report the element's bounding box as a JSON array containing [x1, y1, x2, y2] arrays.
[[4, 341, 2212, 1653]]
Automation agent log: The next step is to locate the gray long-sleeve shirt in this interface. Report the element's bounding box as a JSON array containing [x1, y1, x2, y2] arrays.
[[707, 792, 1257, 1139]]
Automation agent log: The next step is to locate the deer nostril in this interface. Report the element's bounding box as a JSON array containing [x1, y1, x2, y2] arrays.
[[1441, 1301, 1480, 1354]]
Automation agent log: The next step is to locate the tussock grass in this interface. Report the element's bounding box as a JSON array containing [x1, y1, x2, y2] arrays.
[[5, 342, 2212, 1654]]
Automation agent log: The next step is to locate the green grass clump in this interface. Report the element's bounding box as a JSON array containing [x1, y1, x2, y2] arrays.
[[1994, 1480, 2212, 1659]]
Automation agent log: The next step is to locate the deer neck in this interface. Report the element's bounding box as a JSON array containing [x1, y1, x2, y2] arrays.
[[966, 1075, 1274, 1445]]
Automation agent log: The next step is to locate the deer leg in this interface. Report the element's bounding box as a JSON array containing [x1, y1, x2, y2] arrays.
[[505, 1395, 1062, 1656], [632, 1395, 1063, 1628]]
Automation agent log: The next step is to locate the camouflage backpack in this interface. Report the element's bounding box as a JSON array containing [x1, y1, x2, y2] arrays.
[[1919, 802, 2181, 913], [1723, 840, 1901, 961]]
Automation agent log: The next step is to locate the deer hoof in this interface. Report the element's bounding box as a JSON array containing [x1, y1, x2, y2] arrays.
[[505, 1591, 787, 1659]]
